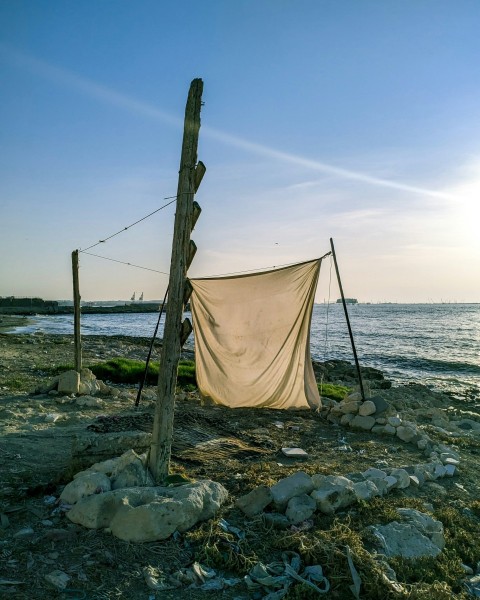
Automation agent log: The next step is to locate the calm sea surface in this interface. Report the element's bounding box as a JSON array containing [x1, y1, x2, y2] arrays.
[[13, 304, 480, 396]]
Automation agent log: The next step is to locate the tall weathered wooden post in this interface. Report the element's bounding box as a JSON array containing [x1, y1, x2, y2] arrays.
[[71, 249, 82, 372], [149, 79, 204, 482]]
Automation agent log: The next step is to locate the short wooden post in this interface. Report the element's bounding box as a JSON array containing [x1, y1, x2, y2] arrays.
[[71, 249, 82, 372], [149, 79, 203, 482]]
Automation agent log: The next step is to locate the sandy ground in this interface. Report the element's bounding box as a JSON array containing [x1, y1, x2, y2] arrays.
[[0, 331, 479, 599]]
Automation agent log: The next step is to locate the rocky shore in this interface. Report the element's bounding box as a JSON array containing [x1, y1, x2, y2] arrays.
[[0, 331, 479, 599]]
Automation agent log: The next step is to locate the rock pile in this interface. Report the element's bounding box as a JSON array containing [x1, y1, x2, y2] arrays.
[[61, 450, 228, 542], [320, 392, 461, 465], [235, 461, 456, 527]]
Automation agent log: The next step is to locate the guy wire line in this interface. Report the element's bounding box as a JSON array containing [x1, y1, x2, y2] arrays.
[[196, 251, 332, 279], [79, 195, 179, 253], [81, 251, 169, 275]]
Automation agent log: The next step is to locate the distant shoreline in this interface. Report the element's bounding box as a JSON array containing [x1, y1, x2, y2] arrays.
[[0, 315, 34, 333], [0, 303, 161, 317]]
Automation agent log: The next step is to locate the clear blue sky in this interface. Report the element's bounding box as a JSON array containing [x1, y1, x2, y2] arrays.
[[1, 1, 479, 302]]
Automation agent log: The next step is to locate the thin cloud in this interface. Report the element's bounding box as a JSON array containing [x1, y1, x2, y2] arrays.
[[1, 44, 456, 202]]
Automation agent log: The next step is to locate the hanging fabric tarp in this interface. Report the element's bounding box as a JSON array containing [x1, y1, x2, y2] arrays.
[[189, 259, 321, 410]]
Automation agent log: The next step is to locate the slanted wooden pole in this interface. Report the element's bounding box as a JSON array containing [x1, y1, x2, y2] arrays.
[[71, 249, 82, 372], [149, 79, 203, 482], [329, 238, 366, 401]]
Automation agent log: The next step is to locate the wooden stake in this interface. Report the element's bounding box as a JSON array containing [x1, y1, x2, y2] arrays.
[[149, 79, 203, 482], [329, 238, 366, 401], [71, 249, 82, 373]]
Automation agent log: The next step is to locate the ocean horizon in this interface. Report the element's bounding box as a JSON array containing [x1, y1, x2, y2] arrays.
[[10, 303, 480, 398]]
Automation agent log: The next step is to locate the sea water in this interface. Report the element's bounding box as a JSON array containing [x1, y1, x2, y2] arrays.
[[13, 303, 480, 396]]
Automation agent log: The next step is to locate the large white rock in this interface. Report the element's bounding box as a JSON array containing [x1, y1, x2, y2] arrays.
[[67, 480, 228, 542], [77, 368, 100, 396], [60, 472, 111, 504], [358, 401, 376, 417], [339, 400, 362, 414], [58, 370, 80, 395], [310, 475, 355, 514], [270, 471, 314, 507], [285, 494, 316, 524], [396, 425, 417, 443], [353, 480, 381, 502], [235, 485, 273, 517], [396, 508, 445, 550], [389, 468, 410, 489], [369, 509, 444, 559], [111, 460, 154, 490], [350, 415, 375, 431]]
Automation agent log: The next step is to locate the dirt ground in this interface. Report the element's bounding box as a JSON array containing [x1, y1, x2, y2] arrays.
[[0, 329, 479, 599]]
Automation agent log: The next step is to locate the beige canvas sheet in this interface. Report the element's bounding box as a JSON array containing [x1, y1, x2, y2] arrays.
[[190, 259, 321, 409]]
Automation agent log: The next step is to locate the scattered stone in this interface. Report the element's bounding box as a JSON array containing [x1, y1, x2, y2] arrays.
[[444, 464, 456, 477], [353, 480, 381, 501], [389, 468, 410, 489], [385, 475, 398, 490], [396, 425, 417, 443], [270, 471, 314, 507], [281, 447, 308, 459], [44, 570, 71, 590], [340, 413, 355, 426], [417, 438, 429, 450], [350, 415, 375, 431], [236, 486, 273, 517], [340, 400, 362, 414], [345, 392, 363, 402], [369, 395, 390, 415], [285, 494, 316, 524], [359, 400, 376, 417], [363, 467, 387, 480], [433, 464, 447, 479], [388, 416, 402, 427], [262, 512, 291, 529], [311, 475, 355, 514]]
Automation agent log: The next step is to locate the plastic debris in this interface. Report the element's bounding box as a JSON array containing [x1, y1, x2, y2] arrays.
[[143, 566, 180, 591], [245, 551, 329, 598], [464, 574, 480, 597], [218, 519, 245, 540], [346, 546, 361, 599]]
